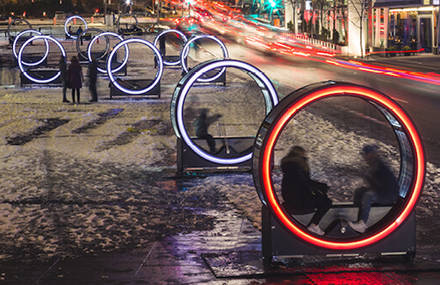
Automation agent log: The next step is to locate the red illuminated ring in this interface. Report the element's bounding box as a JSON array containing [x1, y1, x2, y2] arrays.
[[257, 82, 425, 250]]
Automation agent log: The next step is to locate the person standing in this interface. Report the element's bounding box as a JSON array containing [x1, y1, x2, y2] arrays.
[[348, 144, 399, 233], [59, 55, 69, 103], [193, 109, 222, 153], [68, 56, 83, 104], [281, 146, 332, 236], [88, 59, 98, 102]]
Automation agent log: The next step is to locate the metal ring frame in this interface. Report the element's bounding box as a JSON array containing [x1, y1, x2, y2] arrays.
[[153, 29, 188, 66], [64, 15, 88, 40], [107, 38, 163, 95], [180, 35, 229, 83], [18, 35, 66, 84], [171, 59, 279, 165], [7, 17, 32, 39], [76, 27, 109, 61], [87, 31, 129, 74], [252, 81, 425, 250], [13, 29, 49, 67], [116, 14, 139, 33]]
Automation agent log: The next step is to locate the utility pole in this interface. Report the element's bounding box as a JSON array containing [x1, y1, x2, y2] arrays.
[[104, 0, 107, 25], [157, 0, 161, 23]]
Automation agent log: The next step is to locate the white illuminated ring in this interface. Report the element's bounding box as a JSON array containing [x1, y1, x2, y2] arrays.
[[18, 35, 66, 84], [87, 32, 129, 74], [180, 35, 229, 82], [64, 15, 88, 40], [153, 29, 188, 66], [107, 38, 163, 95], [173, 59, 278, 164], [77, 27, 108, 61], [13, 29, 49, 67]]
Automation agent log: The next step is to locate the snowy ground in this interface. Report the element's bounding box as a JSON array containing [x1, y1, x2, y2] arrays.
[[0, 34, 439, 265]]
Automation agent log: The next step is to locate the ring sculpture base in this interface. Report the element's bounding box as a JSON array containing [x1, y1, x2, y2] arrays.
[[20, 69, 62, 87], [109, 79, 160, 99], [261, 205, 416, 266], [176, 137, 253, 174]]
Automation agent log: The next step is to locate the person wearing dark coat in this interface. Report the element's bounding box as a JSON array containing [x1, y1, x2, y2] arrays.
[[349, 144, 399, 233], [194, 109, 222, 153], [68, 56, 84, 104], [59, 55, 69, 103], [88, 59, 98, 102], [281, 146, 332, 236]]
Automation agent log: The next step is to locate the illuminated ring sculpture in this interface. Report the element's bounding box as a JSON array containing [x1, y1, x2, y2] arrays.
[[7, 17, 32, 39], [171, 59, 279, 164], [252, 81, 425, 250], [18, 35, 66, 84], [76, 28, 109, 61], [13, 29, 49, 67], [87, 32, 129, 74], [116, 14, 138, 32], [153, 29, 188, 66], [107, 38, 163, 95], [180, 35, 229, 83], [64, 15, 88, 40]]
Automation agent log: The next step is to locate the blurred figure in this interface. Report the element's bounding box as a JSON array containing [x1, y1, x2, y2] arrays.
[[349, 144, 399, 233], [281, 146, 332, 236], [88, 59, 98, 102], [59, 55, 69, 103], [77, 26, 83, 45], [68, 56, 84, 104], [193, 109, 222, 153]]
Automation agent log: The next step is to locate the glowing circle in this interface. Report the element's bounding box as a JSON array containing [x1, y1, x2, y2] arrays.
[[153, 29, 188, 66], [107, 38, 163, 95], [87, 32, 129, 74], [76, 27, 108, 61], [64, 15, 88, 40], [253, 81, 425, 250], [18, 35, 66, 84], [180, 35, 229, 82], [13, 29, 49, 67], [172, 59, 279, 164]]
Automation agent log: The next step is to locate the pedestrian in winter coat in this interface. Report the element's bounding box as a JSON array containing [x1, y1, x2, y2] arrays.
[[88, 59, 98, 102], [59, 55, 69, 103], [68, 56, 84, 104], [281, 146, 332, 236]]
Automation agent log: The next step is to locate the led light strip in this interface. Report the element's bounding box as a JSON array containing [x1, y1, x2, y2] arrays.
[[77, 27, 107, 61], [173, 59, 278, 164], [180, 35, 229, 83], [18, 35, 66, 84], [255, 82, 425, 250], [107, 38, 163, 95], [153, 29, 188, 66], [87, 31, 129, 74], [13, 29, 49, 67]]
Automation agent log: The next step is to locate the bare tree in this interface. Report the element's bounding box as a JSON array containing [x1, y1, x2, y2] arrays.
[[348, 0, 373, 57]]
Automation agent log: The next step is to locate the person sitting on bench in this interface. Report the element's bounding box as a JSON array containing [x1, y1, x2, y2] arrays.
[[281, 146, 332, 236], [349, 144, 399, 233]]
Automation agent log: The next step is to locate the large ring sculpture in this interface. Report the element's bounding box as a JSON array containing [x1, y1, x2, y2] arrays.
[[116, 14, 138, 32], [64, 15, 88, 40], [18, 35, 66, 84], [87, 32, 129, 74], [7, 17, 32, 39], [171, 59, 279, 165], [180, 35, 229, 83], [77, 28, 109, 61], [107, 38, 163, 95], [13, 29, 49, 67], [153, 29, 188, 66], [252, 81, 425, 250]]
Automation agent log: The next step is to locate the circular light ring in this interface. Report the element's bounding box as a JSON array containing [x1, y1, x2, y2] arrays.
[[107, 38, 163, 95], [13, 29, 49, 67], [76, 27, 109, 61], [7, 17, 32, 39], [153, 29, 188, 66], [172, 59, 279, 165], [116, 14, 139, 32], [253, 81, 425, 250], [87, 32, 129, 74], [180, 35, 229, 82], [64, 15, 88, 40], [18, 35, 66, 84]]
